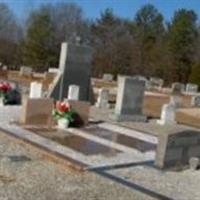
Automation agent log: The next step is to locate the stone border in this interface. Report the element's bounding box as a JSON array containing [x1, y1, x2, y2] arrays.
[[98, 123, 158, 144], [0, 124, 89, 171]]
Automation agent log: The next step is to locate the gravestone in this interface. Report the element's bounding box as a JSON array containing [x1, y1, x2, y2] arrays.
[[169, 95, 182, 108], [21, 98, 54, 127], [157, 103, 176, 125], [103, 73, 113, 82], [191, 95, 200, 107], [64, 99, 90, 126], [155, 130, 200, 169], [20, 66, 32, 76], [48, 68, 59, 74], [48, 42, 92, 102], [2, 66, 7, 71], [186, 83, 198, 94], [147, 77, 163, 91], [112, 76, 146, 121], [29, 82, 42, 98], [171, 82, 185, 94], [96, 88, 109, 109], [68, 85, 80, 100]]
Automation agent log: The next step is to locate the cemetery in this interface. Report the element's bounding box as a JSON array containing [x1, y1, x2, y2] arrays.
[[1, 0, 200, 198], [0, 41, 199, 199]]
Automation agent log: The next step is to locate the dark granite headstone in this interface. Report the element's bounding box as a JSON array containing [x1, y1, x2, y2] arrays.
[[48, 42, 93, 102]]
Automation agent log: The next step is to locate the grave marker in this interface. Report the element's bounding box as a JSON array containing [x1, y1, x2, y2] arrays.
[[68, 85, 80, 100], [103, 73, 113, 82], [96, 88, 109, 109], [48, 42, 93, 102], [29, 82, 42, 98], [171, 82, 185, 94], [20, 66, 32, 76], [21, 98, 54, 127], [155, 130, 200, 169], [191, 95, 200, 107], [157, 103, 176, 125], [186, 83, 198, 94], [112, 76, 146, 121]]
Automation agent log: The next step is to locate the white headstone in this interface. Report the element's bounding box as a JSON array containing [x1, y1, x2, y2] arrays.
[[29, 82, 42, 98], [157, 103, 176, 125], [96, 88, 109, 109], [68, 85, 80, 100], [48, 68, 59, 74]]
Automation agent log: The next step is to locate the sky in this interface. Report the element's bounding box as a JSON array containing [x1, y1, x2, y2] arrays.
[[1, 0, 200, 22]]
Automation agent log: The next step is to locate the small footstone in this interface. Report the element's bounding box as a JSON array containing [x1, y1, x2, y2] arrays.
[[189, 157, 200, 170]]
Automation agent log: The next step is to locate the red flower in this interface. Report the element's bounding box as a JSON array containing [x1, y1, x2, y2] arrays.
[[0, 82, 11, 92], [56, 101, 71, 113]]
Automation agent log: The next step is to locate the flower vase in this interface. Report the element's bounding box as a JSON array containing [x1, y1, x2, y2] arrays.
[[58, 118, 69, 129]]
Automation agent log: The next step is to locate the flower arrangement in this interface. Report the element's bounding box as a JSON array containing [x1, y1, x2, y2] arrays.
[[0, 82, 21, 105], [0, 82, 12, 96], [52, 101, 76, 128]]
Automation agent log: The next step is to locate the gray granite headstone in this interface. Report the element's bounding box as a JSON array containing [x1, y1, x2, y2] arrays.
[[186, 83, 198, 94], [103, 73, 113, 81], [191, 95, 200, 107], [155, 130, 200, 169], [48, 42, 93, 102], [112, 76, 146, 122], [171, 82, 185, 94], [96, 88, 109, 109], [20, 66, 32, 76]]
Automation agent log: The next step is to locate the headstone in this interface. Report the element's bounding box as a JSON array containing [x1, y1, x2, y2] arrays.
[[103, 73, 113, 82], [155, 130, 200, 169], [171, 82, 185, 94], [29, 82, 42, 98], [64, 99, 90, 126], [191, 95, 200, 107], [21, 98, 54, 127], [2, 66, 7, 71], [48, 68, 59, 74], [0, 70, 8, 79], [112, 76, 146, 121], [133, 75, 148, 82], [146, 77, 163, 91], [20, 66, 32, 76], [157, 103, 176, 125], [169, 95, 182, 108], [67, 85, 80, 100], [48, 42, 92, 102], [189, 157, 200, 170], [150, 77, 164, 87], [96, 88, 109, 109], [186, 83, 198, 94]]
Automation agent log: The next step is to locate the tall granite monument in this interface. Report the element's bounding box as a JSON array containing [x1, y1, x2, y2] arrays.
[[48, 42, 93, 101]]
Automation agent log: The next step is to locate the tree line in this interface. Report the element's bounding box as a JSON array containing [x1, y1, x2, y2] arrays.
[[0, 2, 200, 86]]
